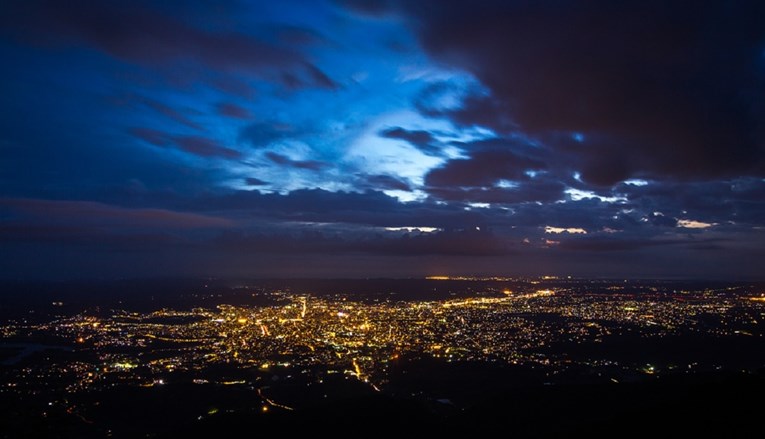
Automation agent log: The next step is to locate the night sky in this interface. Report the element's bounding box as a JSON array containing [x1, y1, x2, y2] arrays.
[[1, 0, 764, 279]]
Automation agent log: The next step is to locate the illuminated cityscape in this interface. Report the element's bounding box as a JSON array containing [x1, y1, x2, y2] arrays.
[[3, 1, 765, 437], [2, 278, 763, 434]]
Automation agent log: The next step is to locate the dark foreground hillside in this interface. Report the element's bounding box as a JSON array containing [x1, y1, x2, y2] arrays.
[[174, 371, 763, 438], [2, 370, 763, 438]]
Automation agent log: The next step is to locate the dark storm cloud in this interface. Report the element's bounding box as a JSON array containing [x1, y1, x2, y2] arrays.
[[415, 85, 516, 134], [304, 63, 340, 90], [239, 122, 302, 148], [379, 127, 441, 156], [4, 1, 289, 69], [181, 189, 486, 230], [174, 136, 242, 160], [427, 180, 565, 205], [358, 174, 412, 192], [129, 128, 170, 147], [264, 152, 327, 171], [380, 127, 433, 146], [279, 63, 340, 90], [1, 185, 760, 278], [397, 0, 765, 185], [617, 178, 765, 225], [3, 0, 337, 89], [425, 150, 542, 188], [277, 26, 328, 47], [215, 227, 511, 257], [138, 97, 202, 130], [508, 197, 632, 232], [188, 188, 402, 215], [129, 128, 242, 159], [4, 186, 735, 269], [646, 212, 679, 228], [557, 236, 724, 253], [0, 223, 191, 255], [1, 189, 494, 256], [209, 76, 257, 98], [0, 193, 509, 270], [134, 185, 671, 240], [334, 0, 396, 17], [3, 0, 764, 280], [0, 198, 232, 229], [244, 177, 269, 187], [216, 103, 252, 120], [424, 138, 546, 190]]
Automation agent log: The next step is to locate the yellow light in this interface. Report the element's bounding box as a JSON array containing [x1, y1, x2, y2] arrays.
[[113, 362, 137, 369], [261, 405, 269, 413], [237, 318, 247, 324]]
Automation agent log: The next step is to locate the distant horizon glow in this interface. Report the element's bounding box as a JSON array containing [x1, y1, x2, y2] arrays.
[[384, 226, 441, 233], [677, 219, 717, 229], [545, 226, 588, 235]]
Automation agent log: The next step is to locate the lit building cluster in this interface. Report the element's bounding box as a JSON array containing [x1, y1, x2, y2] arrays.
[[1, 283, 763, 398]]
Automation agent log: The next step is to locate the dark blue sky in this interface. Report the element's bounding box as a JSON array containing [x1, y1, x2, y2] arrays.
[[1, 0, 764, 279]]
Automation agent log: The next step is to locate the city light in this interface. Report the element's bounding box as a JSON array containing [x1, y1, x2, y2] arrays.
[[1, 281, 762, 415]]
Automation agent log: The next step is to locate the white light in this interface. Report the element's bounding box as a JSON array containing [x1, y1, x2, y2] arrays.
[[545, 226, 587, 234], [677, 219, 716, 229], [624, 179, 648, 186], [496, 179, 519, 189], [565, 188, 626, 203], [382, 189, 427, 202], [384, 226, 441, 233], [468, 202, 490, 209]]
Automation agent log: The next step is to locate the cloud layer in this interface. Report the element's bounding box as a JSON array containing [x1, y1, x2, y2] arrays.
[[1, 0, 764, 279]]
